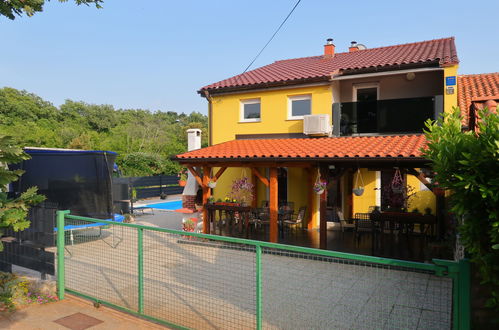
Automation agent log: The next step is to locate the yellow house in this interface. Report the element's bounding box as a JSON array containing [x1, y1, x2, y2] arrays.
[[175, 37, 459, 247]]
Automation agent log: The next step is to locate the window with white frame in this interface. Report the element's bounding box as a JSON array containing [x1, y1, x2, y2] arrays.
[[240, 99, 261, 122], [288, 94, 311, 119]]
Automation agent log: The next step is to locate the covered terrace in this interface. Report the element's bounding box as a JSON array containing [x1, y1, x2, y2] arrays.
[[172, 134, 443, 252]]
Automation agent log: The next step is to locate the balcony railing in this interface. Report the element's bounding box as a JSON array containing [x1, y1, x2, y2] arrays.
[[332, 95, 443, 136]]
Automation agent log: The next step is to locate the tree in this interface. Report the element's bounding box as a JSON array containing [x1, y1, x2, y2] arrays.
[[0, 87, 209, 176], [0, 0, 103, 19], [0, 135, 45, 250], [423, 108, 499, 310]]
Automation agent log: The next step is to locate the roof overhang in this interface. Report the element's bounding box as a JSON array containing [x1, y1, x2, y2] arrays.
[[173, 156, 430, 169], [331, 66, 443, 81]]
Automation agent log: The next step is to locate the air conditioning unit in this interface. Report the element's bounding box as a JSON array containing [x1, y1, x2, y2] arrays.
[[303, 114, 332, 136]]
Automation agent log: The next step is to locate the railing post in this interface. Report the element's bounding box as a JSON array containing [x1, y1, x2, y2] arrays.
[[138, 227, 144, 314], [256, 245, 262, 330], [56, 210, 70, 301]]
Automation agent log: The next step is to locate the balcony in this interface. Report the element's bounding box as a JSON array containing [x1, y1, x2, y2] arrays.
[[333, 95, 443, 136]]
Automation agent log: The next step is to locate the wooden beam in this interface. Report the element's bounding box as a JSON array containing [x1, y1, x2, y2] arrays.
[[202, 166, 211, 234], [251, 167, 269, 186], [180, 161, 314, 168], [319, 165, 329, 250], [212, 167, 227, 181], [252, 171, 258, 208], [269, 167, 278, 243], [407, 168, 434, 192], [187, 166, 203, 186]]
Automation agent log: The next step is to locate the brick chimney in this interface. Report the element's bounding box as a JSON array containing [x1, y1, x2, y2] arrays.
[[324, 38, 335, 57], [349, 41, 359, 52], [182, 129, 202, 210]]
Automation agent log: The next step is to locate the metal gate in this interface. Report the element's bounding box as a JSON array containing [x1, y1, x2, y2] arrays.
[[55, 211, 470, 330]]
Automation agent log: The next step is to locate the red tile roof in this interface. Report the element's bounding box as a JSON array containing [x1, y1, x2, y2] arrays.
[[200, 37, 458, 93], [175, 135, 427, 162], [458, 73, 499, 126]]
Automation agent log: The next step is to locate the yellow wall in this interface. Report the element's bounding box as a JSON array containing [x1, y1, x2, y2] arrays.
[[350, 169, 437, 215], [287, 167, 308, 213], [211, 85, 332, 144], [407, 175, 436, 215], [443, 65, 459, 114], [352, 169, 377, 214], [210, 85, 331, 227]]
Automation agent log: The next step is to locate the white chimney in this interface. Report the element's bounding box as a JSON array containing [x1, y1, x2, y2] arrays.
[[187, 129, 201, 151], [183, 129, 202, 200]]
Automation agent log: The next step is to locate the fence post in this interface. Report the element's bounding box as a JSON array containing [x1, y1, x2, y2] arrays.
[[458, 259, 471, 330], [56, 210, 70, 301], [256, 245, 262, 330], [159, 175, 163, 196], [138, 227, 144, 314]]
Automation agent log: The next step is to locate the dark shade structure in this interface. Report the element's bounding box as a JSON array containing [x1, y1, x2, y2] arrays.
[[11, 148, 117, 220]]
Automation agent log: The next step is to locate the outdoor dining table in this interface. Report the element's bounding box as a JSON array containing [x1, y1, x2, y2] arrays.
[[205, 204, 252, 237], [253, 207, 293, 237], [354, 211, 437, 257]]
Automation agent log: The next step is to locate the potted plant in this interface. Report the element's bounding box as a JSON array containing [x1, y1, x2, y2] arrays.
[[352, 187, 364, 196], [183, 218, 196, 231], [313, 179, 327, 195], [352, 168, 365, 196], [178, 168, 188, 187], [207, 196, 215, 204], [208, 180, 217, 188], [230, 177, 254, 206]]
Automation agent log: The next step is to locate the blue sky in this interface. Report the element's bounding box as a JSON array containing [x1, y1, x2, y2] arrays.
[[0, 0, 497, 115]]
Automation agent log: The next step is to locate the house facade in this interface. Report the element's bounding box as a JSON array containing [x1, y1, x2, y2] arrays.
[[195, 38, 458, 227], [174, 37, 467, 245]]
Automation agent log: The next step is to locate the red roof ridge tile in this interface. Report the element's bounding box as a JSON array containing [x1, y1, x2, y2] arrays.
[[200, 37, 458, 92], [273, 37, 457, 64]]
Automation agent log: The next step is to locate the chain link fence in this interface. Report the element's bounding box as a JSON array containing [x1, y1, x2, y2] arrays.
[[57, 212, 469, 330]]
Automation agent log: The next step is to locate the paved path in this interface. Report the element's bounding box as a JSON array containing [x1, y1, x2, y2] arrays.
[[54, 222, 452, 330], [0, 295, 166, 329]]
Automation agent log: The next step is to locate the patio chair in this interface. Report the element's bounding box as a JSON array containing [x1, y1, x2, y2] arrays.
[[338, 210, 355, 233], [354, 213, 374, 244], [283, 206, 306, 232], [251, 207, 270, 229]]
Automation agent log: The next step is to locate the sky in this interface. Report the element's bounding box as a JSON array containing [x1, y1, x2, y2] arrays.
[[0, 0, 498, 115]]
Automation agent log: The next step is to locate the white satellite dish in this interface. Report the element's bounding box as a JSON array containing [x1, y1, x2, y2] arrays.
[[356, 44, 367, 50]]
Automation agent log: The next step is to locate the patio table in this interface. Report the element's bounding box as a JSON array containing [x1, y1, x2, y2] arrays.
[[205, 204, 252, 237]]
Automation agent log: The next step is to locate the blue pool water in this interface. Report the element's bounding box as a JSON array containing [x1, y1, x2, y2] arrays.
[[147, 200, 183, 210]]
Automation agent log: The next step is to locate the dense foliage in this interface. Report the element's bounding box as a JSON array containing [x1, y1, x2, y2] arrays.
[[0, 87, 208, 176], [0, 0, 103, 20], [0, 135, 45, 249], [423, 108, 499, 310]]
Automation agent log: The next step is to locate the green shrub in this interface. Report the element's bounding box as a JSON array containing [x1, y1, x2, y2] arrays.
[[423, 108, 499, 310]]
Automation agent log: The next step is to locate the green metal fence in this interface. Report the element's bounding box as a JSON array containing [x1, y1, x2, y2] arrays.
[[56, 211, 470, 330]]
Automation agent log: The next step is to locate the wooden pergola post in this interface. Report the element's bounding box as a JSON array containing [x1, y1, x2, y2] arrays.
[[319, 164, 329, 250], [306, 167, 317, 230], [202, 166, 211, 234], [269, 167, 278, 243]]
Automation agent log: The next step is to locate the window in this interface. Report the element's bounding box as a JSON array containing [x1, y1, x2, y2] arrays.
[[240, 99, 261, 122], [288, 94, 311, 119]]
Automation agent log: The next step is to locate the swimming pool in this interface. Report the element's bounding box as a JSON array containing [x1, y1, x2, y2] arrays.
[[146, 200, 183, 210]]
